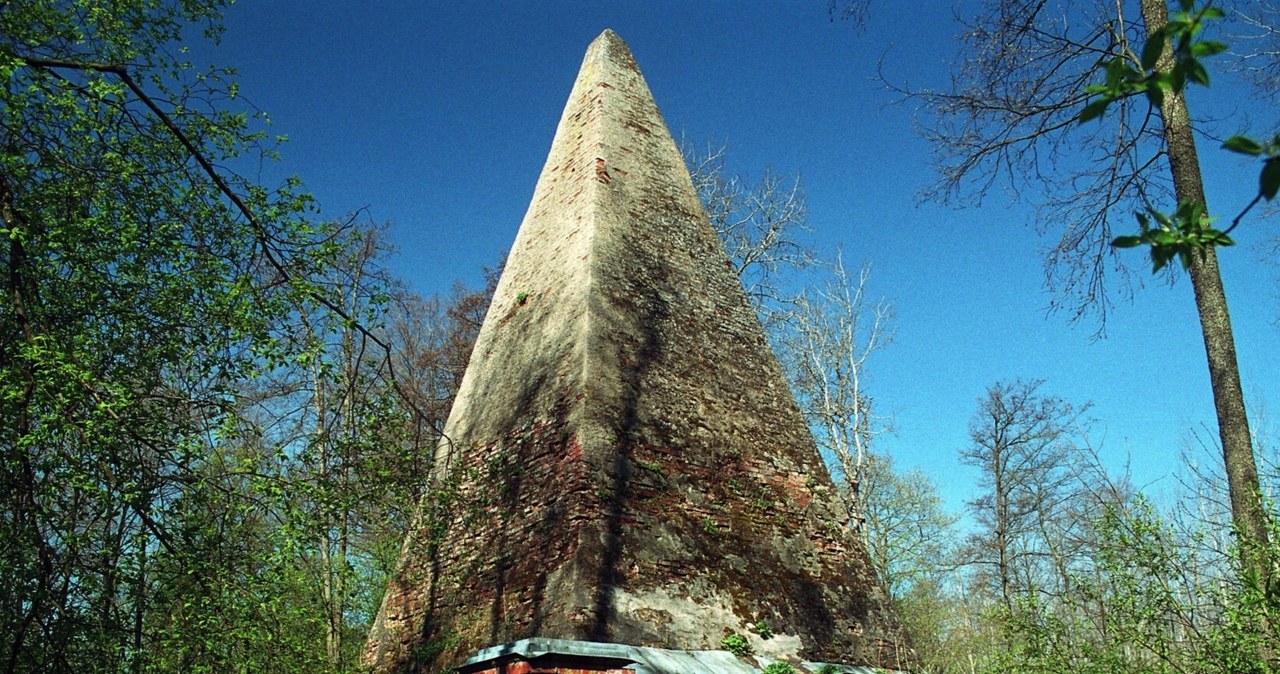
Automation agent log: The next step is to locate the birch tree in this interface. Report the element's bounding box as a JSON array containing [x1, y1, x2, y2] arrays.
[[776, 256, 893, 531]]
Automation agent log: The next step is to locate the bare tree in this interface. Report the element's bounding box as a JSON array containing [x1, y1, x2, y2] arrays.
[[961, 379, 1094, 612], [895, 0, 1157, 326], [683, 141, 815, 323], [1233, 0, 1280, 95], [385, 265, 500, 444], [776, 255, 893, 531], [828, 0, 873, 25]]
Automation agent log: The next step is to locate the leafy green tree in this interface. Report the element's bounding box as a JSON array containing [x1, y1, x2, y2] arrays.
[[892, 579, 1006, 674], [859, 453, 957, 598], [999, 496, 1279, 674], [292, 224, 398, 669], [0, 1, 351, 671]]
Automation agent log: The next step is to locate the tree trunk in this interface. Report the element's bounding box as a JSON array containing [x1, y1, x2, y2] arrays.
[[132, 541, 146, 674], [1138, 0, 1270, 577], [993, 443, 1013, 613], [310, 351, 342, 667]]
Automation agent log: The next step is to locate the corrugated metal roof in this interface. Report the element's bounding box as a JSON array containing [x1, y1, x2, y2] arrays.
[[462, 638, 897, 674]]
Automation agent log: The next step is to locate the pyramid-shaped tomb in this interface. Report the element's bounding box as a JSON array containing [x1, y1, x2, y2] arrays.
[[363, 29, 909, 673]]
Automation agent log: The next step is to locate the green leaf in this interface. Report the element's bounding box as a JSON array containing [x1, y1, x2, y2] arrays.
[[1145, 84, 1165, 109], [1205, 230, 1235, 247], [1151, 70, 1176, 92], [1222, 135, 1264, 156], [1078, 98, 1111, 123], [1185, 59, 1210, 86], [1261, 158, 1280, 200], [1111, 235, 1145, 248], [1149, 208, 1174, 227], [1173, 198, 1207, 225], [1152, 249, 1173, 273], [1141, 30, 1166, 71], [1191, 40, 1227, 57], [1104, 57, 1128, 84]]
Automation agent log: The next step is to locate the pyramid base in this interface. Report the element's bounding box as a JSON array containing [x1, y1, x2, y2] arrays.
[[458, 638, 894, 674]]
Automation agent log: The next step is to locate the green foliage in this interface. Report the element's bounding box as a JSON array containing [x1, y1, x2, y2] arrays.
[[412, 630, 462, 666], [1079, 0, 1225, 120], [995, 496, 1280, 674], [1203, 509, 1280, 674], [0, 2, 422, 672], [1081, 0, 1278, 269], [755, 618, 773, 640], [762, 662, 796, 674], [1222, 133, 1280, 202], [860, 452, 958, 599], [1112, 199, 1231, 272], [721, 632, 753, 657], [815, 665, 841, 674], [633, 457, 664, 474], [889, 376, 1277, 674]]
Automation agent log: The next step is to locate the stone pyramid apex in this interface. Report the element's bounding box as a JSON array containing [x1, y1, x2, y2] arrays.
[[590, 28, 625, 48], [363, 29, 910, 674]]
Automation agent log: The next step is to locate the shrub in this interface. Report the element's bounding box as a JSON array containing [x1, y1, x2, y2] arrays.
[[720, 632, 753, 657], [754, 618, 773, 639]]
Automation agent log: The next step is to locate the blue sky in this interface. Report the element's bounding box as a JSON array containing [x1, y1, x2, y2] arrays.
[[194, 2, 1279, 515]]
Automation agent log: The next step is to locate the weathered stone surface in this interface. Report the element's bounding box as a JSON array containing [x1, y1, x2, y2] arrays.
[[362, 29, 910, 673]]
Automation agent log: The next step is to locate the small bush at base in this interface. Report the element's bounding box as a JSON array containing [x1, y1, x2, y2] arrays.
[[720, 632, 753, 657]]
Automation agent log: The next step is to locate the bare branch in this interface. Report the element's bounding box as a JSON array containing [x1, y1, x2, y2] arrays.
[[682, 140, 816, 324], [887, 0, 1179, 328]]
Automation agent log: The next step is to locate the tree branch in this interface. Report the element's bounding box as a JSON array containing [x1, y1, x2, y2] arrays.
[[18, 55, 438, 439]]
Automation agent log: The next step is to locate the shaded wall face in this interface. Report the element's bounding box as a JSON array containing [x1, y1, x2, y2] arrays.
[[572, 181, 903, 665]]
